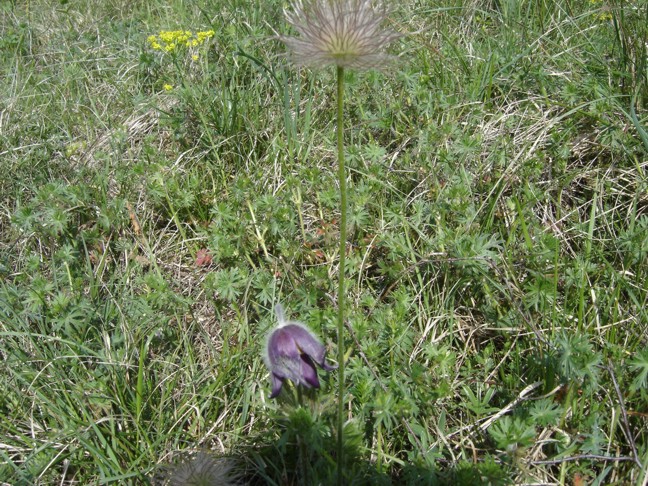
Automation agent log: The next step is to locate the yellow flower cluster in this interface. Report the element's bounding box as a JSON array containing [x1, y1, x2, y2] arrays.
[[589, 0, 612, 21], [147, 29, 215, 53]]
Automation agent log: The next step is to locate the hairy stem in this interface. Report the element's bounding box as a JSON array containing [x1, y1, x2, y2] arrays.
[[336, 64, 347, 486]]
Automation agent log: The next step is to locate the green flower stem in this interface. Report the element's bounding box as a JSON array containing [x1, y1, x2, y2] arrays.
[[336, 64, 346, 486], [296, 387, 308, 483]]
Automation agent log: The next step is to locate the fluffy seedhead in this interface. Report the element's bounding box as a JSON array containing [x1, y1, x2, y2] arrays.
[[279, 0, 400, 70], [160, 452, 241, 486]]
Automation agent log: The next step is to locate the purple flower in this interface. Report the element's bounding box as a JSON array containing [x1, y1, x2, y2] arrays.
[[264, 305, 337, 398]]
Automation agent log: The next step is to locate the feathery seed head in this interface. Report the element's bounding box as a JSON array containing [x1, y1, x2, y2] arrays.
[[279, 0, 400, 70], [165, 452, 241, 486]]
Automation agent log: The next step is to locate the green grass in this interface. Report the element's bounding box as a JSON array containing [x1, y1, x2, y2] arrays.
[[1, 0, 647, 484]]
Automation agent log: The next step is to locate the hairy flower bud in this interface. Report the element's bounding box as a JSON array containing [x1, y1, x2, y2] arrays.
[[264, 305, 337, 398]]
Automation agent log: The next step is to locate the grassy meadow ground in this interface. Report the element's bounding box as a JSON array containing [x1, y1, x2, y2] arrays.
[[1, 0, 647, 484]]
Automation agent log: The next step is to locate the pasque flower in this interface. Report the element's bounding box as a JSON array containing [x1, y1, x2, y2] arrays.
[[165, 452, 241, 486], [276, 3, 400, 480], [264, 305, 337, 398], [279, 0, 400, 70]]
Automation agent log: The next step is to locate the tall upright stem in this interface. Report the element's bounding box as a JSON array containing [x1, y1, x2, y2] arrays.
[[336, 64, 346, 486]]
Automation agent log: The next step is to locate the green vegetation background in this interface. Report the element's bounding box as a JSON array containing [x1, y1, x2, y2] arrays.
[[0, 0, 647, 484]]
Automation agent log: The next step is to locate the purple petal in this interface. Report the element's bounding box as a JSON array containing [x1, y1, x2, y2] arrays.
[[284, 323, 337, 371], [267, 327, 300, 366], [300, 355, 320, 389], [285, 324, 326, 361], [269, 373, 285, 398], [320, 360, 338, 372]]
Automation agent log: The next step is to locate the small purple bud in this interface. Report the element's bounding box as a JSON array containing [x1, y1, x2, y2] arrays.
[[264, 304, 337, 398]]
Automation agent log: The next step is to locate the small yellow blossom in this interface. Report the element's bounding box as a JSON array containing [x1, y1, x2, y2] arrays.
[[588, 0, 612, 21], [196, 30, 215, 43], [159, 31, 176, 44], [147, 29, 215, 54], [163, 84, 173, 92], [192, 54, 199, 61]]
